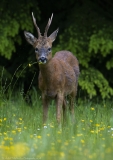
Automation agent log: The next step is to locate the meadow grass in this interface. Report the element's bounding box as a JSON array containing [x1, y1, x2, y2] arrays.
[[0, 90, 113, 160]]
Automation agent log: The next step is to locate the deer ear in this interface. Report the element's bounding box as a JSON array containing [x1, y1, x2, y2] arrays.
[[24, 31, 37, 46], [49, 28, 59, 42]]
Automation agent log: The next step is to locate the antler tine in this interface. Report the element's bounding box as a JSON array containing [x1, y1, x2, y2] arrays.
[[32, 12, 41, 38], [44, 13, 53, 37]]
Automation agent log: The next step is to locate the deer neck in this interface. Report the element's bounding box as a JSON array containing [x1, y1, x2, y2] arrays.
[[39, 60, 52, 80]]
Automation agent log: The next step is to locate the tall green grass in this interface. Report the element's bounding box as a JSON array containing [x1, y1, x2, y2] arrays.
[[0, 90, 113, 160]]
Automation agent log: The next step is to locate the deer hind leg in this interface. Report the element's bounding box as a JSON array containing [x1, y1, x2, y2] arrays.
[[56, 92, 64, 124], [69, 91, 76, 123], [42, 94, 49, 124], [62, 98, 67, 124]]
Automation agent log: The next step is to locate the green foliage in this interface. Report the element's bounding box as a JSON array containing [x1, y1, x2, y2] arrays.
[[0, 0, 40, 59], [89, 29, 113, 57], [79, 68, 113, 99], [53, 0, 113, 98]]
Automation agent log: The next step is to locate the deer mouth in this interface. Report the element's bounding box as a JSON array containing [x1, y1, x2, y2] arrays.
[[38, 58, 47, 64]]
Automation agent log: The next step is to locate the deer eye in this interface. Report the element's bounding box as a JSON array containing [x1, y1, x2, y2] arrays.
[[35, 48, 39, 52], [48, 48, 51, 52]]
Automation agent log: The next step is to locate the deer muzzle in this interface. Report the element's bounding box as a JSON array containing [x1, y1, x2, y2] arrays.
[[38, 56, 47, 64]]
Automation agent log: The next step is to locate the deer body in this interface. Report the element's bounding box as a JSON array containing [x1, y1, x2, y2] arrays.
[[24, 13, 80, 124], [39, 52, 76, 98]]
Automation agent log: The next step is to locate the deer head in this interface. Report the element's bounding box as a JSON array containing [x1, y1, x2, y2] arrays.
[[24, 12, 59, 64]]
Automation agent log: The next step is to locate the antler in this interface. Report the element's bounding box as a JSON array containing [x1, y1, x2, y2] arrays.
[[32, 12, 41, 38], [44, 13, 53, 38]]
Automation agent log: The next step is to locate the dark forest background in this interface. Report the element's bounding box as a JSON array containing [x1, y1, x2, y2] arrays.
[[0, 0, 113, 99]]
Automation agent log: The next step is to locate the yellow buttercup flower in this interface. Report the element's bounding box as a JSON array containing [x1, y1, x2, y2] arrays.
[[12, 130, 16, 134], [37, 135, 41, 139], [60, 152, 65, 158], [81, 139, 85, 143], [90, 130, 95, 133], [95, 124, 100, 127], [1, 142, 29, 157], [91, 107, 95, 110]]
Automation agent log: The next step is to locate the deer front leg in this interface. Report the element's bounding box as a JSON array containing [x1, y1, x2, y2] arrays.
[[56, 92, 64, 124], [42, 94, 49, 124]]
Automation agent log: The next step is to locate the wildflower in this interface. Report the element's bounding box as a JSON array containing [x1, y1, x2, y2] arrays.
[[95, 128, 100, 134], [81, 139, 85, 144], [50, 124, 54, 128], [90, 130, 94, 133], [30, 135, 33, 138], [12, 130, 16, 134], [90, 120, 93, 123], [47, 150, 56, 156], [57, 131, 62, 134], [81, 119, 85, 122], [37, 128, 40, 130], [100, 127, 105, 131], [64, 141, 69, 146], [44, 125, 47, 129], [37, 135, 41, 139], [0, 119, 2, 122], [19, 122, 22, 125], [77, 134, 83, 137], [19, 118, 22, 121], [60, 152, 65, 158], [3, 132, 7, 135], [3, 118, 7, 121], [2, 142, 29, 157], [91, 107, 95, 110], [95, 124, 100, 127], [24, 127, 27, 129], [4, 137, 9, 141], [57, 139, 61, 143], [111, 128, 113, 131], [34, 134, 37, 136], [29, 63, 32, 67], [89, 155, 93, 159], [17, 128, 21, 132]]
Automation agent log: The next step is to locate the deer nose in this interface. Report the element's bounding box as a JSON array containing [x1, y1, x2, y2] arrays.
[[39, 57, 47, 64]]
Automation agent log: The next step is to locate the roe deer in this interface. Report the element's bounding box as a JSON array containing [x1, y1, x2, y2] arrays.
[[24, 13, 80, 124]]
